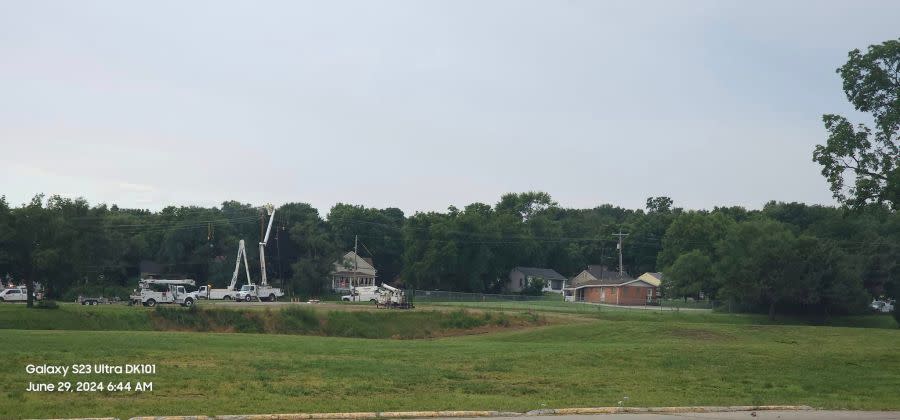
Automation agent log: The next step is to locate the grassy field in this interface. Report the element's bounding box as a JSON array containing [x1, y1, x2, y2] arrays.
[[0, 303, 898, 419]]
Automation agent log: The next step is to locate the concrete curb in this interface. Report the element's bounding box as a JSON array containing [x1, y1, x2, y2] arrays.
[[527, 406, 813, 415], [125, 405, 813, 420]]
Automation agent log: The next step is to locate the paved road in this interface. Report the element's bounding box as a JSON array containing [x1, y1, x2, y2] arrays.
[[448, 412, 900, 420]]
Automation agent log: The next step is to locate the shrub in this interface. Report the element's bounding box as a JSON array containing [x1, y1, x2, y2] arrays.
[[893, 306, 900, 328]]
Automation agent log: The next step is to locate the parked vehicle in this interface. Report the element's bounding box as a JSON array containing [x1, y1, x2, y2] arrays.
[[375, 284, 413, 309], [870, 299, 895, 313], [130, 279, 199, 307], [198, 239, 252, 300], [232, 204, 284, 302], [0, 287, 29, 302], [342, 286, 379, 303], [78, 296, 108, 305], [234, 284, 284, 302]]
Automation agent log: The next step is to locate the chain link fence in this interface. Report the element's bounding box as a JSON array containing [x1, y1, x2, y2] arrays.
[[412, 289, 722, 313]]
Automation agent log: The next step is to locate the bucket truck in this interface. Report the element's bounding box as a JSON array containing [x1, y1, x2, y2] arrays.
[[234, 204, 284, 302], [198, 239, 252, 300], [375, 284, 413, 309], [130, 279, 199, 307]]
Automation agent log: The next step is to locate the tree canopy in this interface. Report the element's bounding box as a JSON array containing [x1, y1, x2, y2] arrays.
[[814, 38, 900, 210]]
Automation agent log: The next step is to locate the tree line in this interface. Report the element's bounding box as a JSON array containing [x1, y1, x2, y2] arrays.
[[0, 192, 897, 318]]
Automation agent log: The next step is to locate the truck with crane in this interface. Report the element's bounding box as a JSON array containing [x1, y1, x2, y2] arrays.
[[375, 283, 413, 309], [233, 204, 284, 302], [130, 279, 199, 307], [198, 239, 252, 300]]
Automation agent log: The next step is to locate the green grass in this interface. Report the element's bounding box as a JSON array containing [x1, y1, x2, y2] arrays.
[[0, 303, 153, 331], [424, 301, 900, 329], [1, 319, 898, 419], [0, 302, 898, 418], [0, 304, 537, 339]]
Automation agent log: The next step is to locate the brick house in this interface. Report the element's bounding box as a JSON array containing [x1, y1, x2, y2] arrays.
[[564, 265, 658, 305]]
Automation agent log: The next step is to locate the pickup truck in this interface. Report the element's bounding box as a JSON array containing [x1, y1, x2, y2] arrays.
[[197, 285, 240, 300], [0, 287, 29, 302], [233, 284, 284, 302]]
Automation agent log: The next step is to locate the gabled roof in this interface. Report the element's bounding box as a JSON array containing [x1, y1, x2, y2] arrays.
[[586, 265, 625, 282], [638, 272, 663, 287], [512, 267, 567, 282], [568, 265, 636, 287], [332, 251, 377, 276]]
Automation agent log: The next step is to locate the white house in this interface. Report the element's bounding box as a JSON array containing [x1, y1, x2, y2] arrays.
[[330, 251, 377, 292]]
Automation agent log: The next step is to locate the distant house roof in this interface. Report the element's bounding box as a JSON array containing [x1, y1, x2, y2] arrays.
[[332, 251, 377, 276], [511, 267, 567, 282], [568, 265, 637, 287], [638, 272, 663, 287]]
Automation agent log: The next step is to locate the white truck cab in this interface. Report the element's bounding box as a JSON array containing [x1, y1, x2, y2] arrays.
[[0, 287, 29, 302]]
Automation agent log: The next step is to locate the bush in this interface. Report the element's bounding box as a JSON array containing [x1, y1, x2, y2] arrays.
[[521, 278, 547, 296], [33, 300, 59, 310], [893, 306, 900, 328]]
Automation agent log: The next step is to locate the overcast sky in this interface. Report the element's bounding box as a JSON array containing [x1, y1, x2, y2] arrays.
[[1, 1, 899, 215]]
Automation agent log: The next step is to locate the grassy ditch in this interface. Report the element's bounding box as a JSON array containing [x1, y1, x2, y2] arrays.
[[0, 304, 545, 338], [150, 306, 543, 338]]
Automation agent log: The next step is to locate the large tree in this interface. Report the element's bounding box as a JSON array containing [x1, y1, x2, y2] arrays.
[[813, 39, 900, 210], [715, 220, 805, 320], [664, 250, 715, 299]]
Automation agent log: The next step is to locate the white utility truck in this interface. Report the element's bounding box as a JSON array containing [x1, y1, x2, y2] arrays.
[[871, 299, 895, 313], [233, 204, 284, 302], [130, 279, 199, 307], [375, 284, 413, 309], [0, 287, 29, 302], [341, 285, 380, 303], [198, 239, 252, 300]]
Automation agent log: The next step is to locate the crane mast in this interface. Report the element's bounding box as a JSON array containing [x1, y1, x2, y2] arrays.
[[259, 204, 275, 286], [228, 239, 252, 290]]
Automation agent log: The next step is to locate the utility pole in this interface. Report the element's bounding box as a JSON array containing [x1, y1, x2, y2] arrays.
[[353, 235, 359, 299], [612, 230, 629, 276]]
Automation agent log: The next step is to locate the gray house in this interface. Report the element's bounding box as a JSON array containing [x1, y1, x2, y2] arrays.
[[507, 267, 567, 294]]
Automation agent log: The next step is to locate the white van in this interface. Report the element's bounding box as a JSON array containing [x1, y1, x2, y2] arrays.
[[342, 286, 379, 303]]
